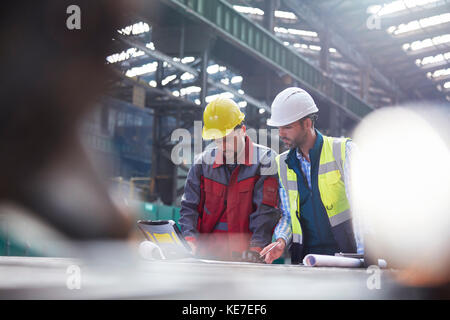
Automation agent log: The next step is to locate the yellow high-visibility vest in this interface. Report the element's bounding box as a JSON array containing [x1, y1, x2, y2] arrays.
[[276, 136, 351, 245]]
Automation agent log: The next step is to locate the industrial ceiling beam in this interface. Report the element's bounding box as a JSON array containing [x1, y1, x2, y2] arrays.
[[323, 0, 391, 13], [377, 58, 415, 73], [401, 73, 434, 89], [296, 49, 348, 63], [111, 67, 196, 109], [157, 0, 374, 121], [402, 65, 434, 77], [364, 21, 450, 47], [372, 47, 406, 61], [378, 47, 449, 70], [283, 0, 407, 100], [274, 32, 321, 45], [434, 73, 450, 84], [405, 45, 450, 59], [270, 19, 315, 31], [421, 60, 450, 72], [380, 1, 450, 29], [118, 34, 270, 112]]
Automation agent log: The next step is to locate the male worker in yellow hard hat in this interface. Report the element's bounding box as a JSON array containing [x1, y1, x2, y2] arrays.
[[260, 87, 363, 264], [179, 97, 281, 262]]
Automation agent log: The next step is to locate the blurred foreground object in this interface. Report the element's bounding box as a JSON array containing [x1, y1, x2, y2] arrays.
[[0, 1, 139, 241], [351, 105, 450, 290]]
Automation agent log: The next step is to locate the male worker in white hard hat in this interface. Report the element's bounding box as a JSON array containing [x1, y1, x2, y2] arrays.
[[179, 97, 281, 262], [260, 87, 363, 264]]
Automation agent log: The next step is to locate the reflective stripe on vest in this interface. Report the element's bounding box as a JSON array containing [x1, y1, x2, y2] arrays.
[[277, 152, 302, 244], [276, 136, 351, 244]]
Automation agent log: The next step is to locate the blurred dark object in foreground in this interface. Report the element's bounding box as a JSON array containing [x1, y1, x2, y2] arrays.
[[0, 1, 139, 239]]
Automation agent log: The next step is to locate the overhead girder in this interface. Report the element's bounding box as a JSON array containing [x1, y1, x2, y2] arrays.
[[405, 45, 450, 59], [401, 72, 436, 89], [421, 59, 450, 72], [362, 21, 450, 48], [282, 0, 408, 99], [297, 48, 351, 63], [273, 32, 321, 45], [380, 1, 450, 29], [118, 35, 271, 112], [301, 0, 448, 101], [377, 46, 450, 71], [433, 73, 450, 84], [401, 64, 437, 77]]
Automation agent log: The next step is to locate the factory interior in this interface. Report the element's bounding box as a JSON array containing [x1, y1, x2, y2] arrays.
[[0, 0, 449, 303]]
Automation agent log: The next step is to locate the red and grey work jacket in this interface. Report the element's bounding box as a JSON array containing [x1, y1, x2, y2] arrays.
[[179, 136, 281, 260]]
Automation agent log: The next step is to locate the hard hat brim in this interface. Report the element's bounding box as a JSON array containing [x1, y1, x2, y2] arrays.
[[202, 126, 235, 140]]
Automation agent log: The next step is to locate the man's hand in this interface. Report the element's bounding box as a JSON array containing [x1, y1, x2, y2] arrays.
[[260, 238, 286, 264], [241, 249, 265, 263]]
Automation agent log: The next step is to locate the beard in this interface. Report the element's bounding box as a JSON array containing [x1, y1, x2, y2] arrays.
[[281, 138, 295, 149], [281, 129, 308, 150]]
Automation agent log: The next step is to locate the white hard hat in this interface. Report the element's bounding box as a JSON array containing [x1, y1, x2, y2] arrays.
[[266, 87, 318, 127]]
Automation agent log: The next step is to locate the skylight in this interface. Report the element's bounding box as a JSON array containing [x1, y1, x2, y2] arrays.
[[388, 13, 450, 35], [274, 10, 297, 20], [180, 86, 201, 95], [181, 57, 195, 64], [233, 5, 297, 20], [233, 5, 263, 16], [106, 48, 145, 64], [403, 34, 450, 52], [161, 74, 177, 86], [238, 101, 247, 108], [274, 27, 318, 37], [367, 0, 442, 17], [429, 68, 450, 78], [207, 64, 227, 74], [231, 76, 243, 84], [118, 22, 150, 36], [180, 72, 195, 81], [417, 52, 450, 66], [125, 62, 158, 77]]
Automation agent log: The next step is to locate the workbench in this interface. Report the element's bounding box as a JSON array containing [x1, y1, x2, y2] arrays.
[[0, 256, 404, 299]]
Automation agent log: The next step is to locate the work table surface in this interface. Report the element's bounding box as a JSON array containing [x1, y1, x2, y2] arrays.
[[0, 256, 409, 299]]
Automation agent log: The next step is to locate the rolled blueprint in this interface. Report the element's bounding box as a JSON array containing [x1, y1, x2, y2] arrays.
[[139, 241, 166, 260], [303, 254, 363, 268]]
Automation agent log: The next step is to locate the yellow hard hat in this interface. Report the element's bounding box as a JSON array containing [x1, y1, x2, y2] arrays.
[[202, 97, 245, 140]]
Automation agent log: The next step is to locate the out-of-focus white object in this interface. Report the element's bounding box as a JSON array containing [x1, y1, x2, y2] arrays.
[[267, 87, 318, 126], [303, 254, 363, 267], [377, 259, 387, 269], [139, 241, 165, 260], [351, 105, 450, 281]]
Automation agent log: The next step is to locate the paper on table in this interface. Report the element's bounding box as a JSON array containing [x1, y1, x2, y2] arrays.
[[303, 254, 363, 268]]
